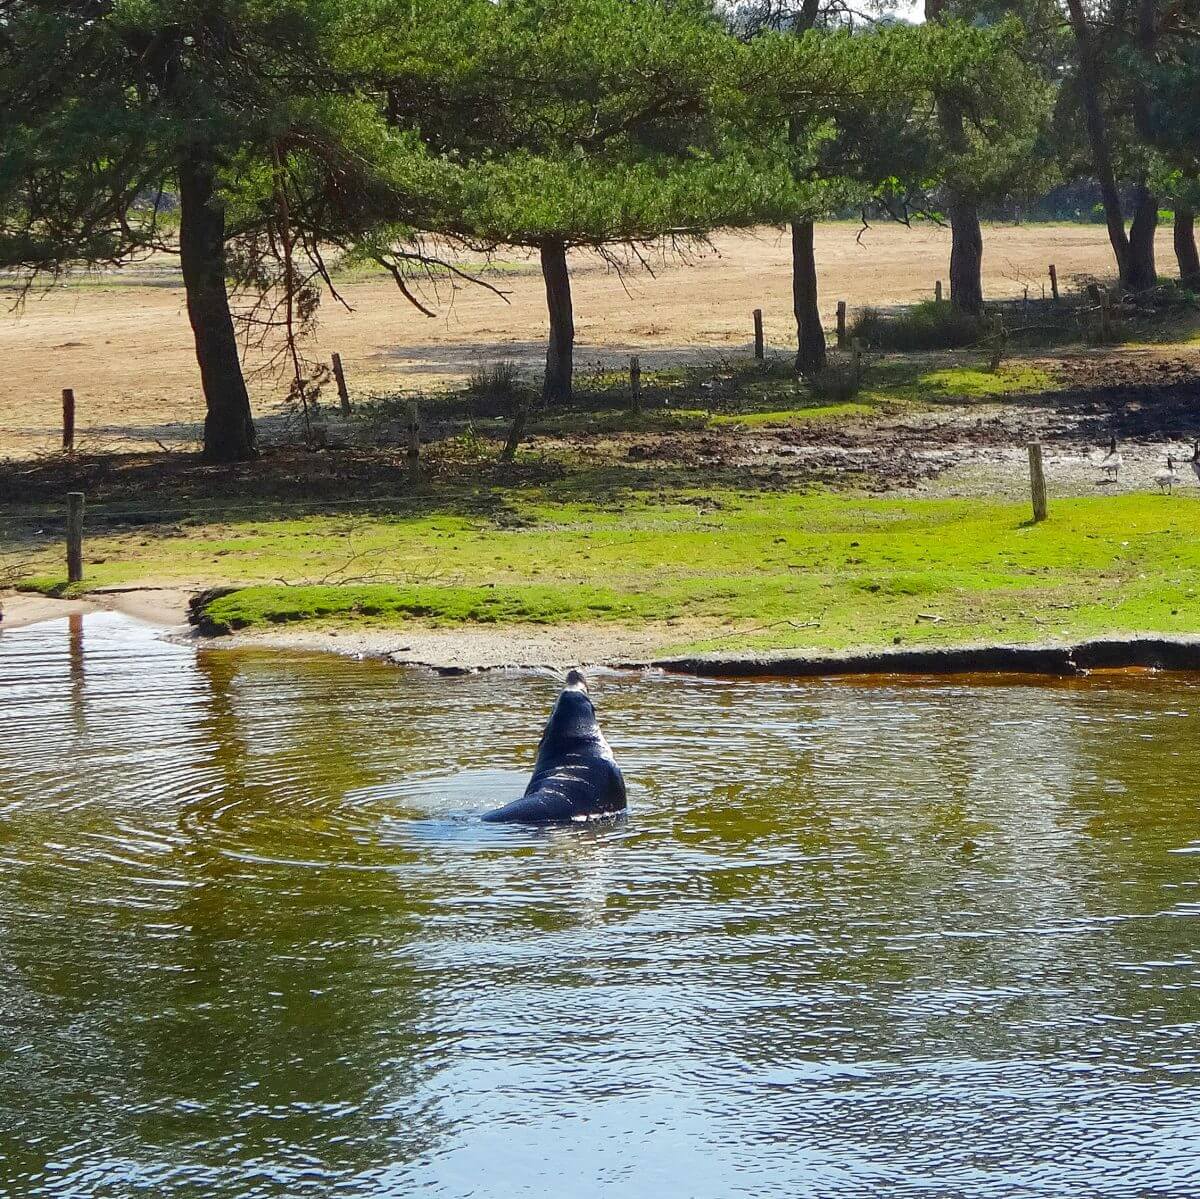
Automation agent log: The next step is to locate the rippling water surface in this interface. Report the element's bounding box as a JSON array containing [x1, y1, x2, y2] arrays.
[[1, 613, 1198, 1197]]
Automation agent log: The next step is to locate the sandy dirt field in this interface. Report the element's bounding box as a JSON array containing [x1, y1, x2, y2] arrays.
[[0, 221, 1177, 459]]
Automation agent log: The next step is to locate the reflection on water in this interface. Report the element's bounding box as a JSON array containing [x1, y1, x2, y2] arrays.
[[1, 613, 1198, 1197]]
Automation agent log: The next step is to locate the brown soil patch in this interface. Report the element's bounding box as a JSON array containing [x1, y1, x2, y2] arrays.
[[4, 347, 1200, 510]]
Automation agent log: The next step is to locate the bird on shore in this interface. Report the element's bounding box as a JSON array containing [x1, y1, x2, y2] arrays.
[[1094, 436, 1122, 483], [1191, 441, 1200, 488], [1154, 455, 1180, 494]]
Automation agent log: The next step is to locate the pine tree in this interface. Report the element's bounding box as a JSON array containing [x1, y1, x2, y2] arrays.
[[0, 0, 455, 460]]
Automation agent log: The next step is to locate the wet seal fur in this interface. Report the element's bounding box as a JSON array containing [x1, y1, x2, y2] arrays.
[[482, 670, 626, 824]]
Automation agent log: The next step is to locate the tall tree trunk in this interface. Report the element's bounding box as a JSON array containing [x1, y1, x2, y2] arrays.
[[791, 219, 826, 375], [178, 151, 257, 462], [926, 0, 984, 313], [539, 238, 574, 404], [1064, 0, 1146, 289], [1174, 206, 1200, 280], [786, 2, 825, 372], [1126, 183, 1159, 291], [948, 194, 984, 315], [1120, 0, 1160, 292]]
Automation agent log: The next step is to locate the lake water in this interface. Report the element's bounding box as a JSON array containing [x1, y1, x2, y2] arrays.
[[1, 613, 1198, 1197]]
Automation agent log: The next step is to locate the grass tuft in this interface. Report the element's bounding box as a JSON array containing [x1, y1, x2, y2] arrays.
[[467, 359, 523, 402]]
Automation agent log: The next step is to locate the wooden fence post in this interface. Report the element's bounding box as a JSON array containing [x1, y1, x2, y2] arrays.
[[66, 491, 84, 583], [753, 309, 764, 360], [1048, 263, 1059, 302], [499, 394, 528, 465], [988, 319, 1009, 373], [935, 280, 943, 303], [331, 353, 351, 416], [629, 355, 642, 413], [407, 402, 421, 480], [836, 301, 847, 349], [1028, 444, 1048, 523], [851, 337, 863, 381], [62, 388, 75, 453]]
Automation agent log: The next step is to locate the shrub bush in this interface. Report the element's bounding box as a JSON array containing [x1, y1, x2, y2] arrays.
[[806, 360, 864, 403], [467, 359, 522, 401], [850, 301, 984, 351]]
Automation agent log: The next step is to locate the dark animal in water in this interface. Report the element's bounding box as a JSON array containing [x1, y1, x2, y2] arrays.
[[482, 670, 626, 823]]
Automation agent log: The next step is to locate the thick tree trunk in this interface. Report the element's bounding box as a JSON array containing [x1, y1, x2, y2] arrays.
[[925, 0, 984, 313], [178, 151, 257, 462], [1125, 183, 1159, 291], [786, 1, 825, 375], [948, 195, 984, 315], [1064, 0, 1149, 290], [1121, 0, 1159, 291], [1174, 206, 1200, 280], [791, 219, 826, 375], [540, 238, 574, 404]]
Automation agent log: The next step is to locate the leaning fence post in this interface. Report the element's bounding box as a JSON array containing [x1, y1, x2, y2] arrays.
[[1028, 444, 1048, 523], [629, 355, 642, 414], [331, 353, 351, 416], [407, 402, 421, 480], [1048, 263, 1059, 302], [753, 308, 764, 360], [499, 393, 529, 465], [62, 388, 75, 453], [66, 491, 84, 583], [836, 301, 847, 349], [935, 280, 943, 303]]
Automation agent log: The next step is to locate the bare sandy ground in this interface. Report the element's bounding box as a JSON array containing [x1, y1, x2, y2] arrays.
[[211, 620, 716, 670], [0, 587, 192, 630], [0, 222, 1176, 459]]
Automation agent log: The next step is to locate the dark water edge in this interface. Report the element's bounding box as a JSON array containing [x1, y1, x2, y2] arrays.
[[637, 634, 1200, 679], [1, 613, 1198, 1198]]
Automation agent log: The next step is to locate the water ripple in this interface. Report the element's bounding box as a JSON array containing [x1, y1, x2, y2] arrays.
[[1, 613, 1199, 1197]]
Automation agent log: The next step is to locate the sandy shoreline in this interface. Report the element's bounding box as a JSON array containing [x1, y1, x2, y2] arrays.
[[212, 620, 701, 672], [0, 587, 702, 668], [0, 587, 193, 631], [7, 587, 1200, 678]]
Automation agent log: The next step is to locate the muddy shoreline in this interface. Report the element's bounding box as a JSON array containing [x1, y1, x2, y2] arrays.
[[7, 587, 1200, 680], [628, 636, 1200, 679]]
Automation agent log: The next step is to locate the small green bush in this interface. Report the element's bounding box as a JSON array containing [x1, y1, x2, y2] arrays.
[[467, 359, 522, 401], [806, 360, 863, 403], [851, 301, 984, 351]]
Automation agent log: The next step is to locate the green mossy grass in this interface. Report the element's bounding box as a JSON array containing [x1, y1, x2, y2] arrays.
[[18, 489, 1200, 654]]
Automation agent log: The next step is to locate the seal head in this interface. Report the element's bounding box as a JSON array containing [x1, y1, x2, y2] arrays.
[[482, 671, 626, 824]]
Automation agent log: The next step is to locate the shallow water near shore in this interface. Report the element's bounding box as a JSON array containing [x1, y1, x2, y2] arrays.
[[1, 613, 1198, 1197]]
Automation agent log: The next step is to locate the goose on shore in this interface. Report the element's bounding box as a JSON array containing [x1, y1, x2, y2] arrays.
[[1154, 455, 1180, 494], [1094, 436, 1123, 483]]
